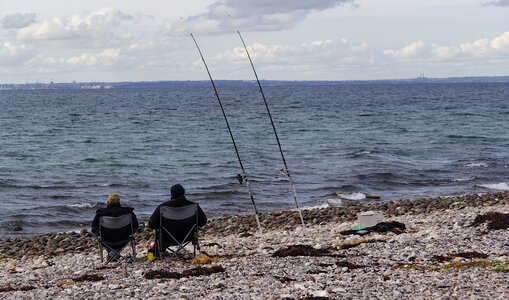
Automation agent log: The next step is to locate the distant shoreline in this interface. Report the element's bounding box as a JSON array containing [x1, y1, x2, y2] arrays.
[[1, 76, 509, 91]]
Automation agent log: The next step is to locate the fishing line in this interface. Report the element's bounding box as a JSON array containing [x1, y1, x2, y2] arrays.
[[190, 33, 262, 233], [235, 30, 306, 229]]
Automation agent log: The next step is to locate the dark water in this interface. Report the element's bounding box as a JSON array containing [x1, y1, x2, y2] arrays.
[[1, 83, 508, 235]]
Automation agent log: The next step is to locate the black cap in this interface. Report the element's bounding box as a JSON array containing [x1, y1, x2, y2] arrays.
[[171, 184, 185, 197]]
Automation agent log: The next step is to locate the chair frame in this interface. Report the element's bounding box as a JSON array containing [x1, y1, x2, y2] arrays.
[[156, 204, 200, 259], [97, 214, 137, 263]]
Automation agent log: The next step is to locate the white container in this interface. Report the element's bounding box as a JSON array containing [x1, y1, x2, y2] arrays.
[[357, 211, 383, 228]]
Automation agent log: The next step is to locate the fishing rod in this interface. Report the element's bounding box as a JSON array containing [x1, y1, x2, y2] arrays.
[[236, 30, 306, 229], [190, 33, 262, 233]]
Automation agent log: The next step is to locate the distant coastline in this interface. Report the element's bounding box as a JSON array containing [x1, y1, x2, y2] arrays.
[[1, 76, 509, 91]]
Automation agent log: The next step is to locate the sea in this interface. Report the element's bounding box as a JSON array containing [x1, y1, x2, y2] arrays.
[[1, 82, 508, 235]]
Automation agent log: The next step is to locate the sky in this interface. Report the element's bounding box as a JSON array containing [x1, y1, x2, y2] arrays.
[[0, 0, 508, 83]]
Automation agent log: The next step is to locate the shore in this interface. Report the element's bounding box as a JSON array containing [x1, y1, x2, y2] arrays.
[[1, 192, 509, 299]]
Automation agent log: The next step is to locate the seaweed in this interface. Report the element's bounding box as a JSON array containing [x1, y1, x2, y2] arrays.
[[0, 285, 36, 293], [335, 238, 386, 250], [272, 245, 334, 257], [336, 260, 365, 269], [470, 212, 509, 230], [144, 266, 225, 279], [393, 260, 498, 271], [73, 274, 105, 282], [274, 276, 296, 283]]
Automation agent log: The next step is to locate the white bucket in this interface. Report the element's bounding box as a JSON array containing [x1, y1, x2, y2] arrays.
[[357, 211, 383, 228]]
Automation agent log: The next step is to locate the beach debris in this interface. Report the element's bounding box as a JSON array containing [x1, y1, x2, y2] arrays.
[[0, 284, 36, 293], [340, 221, 406, 236], [144, 265, 225, 279], [191, 254, 221, 265], [272, 244, 334, 257], [357, 211, 383, 228], [470, 212, 509, 230], [335, 238, 386, 250]]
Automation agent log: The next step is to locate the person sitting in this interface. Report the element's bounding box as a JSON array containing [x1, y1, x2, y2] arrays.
[[91, 193, 140, 261], [148, 184, 207, 255]]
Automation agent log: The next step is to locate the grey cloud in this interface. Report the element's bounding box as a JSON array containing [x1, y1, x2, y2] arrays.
[[483, 0, 509, 6], [172, 0, 356, 35], [1, 13, 36, 29]]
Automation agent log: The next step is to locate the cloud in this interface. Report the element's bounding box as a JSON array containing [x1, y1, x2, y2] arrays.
[[194, 37, 375, 79], [482, 0, 509, 6], [169, 0, 357, 35], [17, 8, 133, 42], [0, 41, 34, 65], [67, 48, 121, 66], [384, 32, 509, 61], [1, 13, 36, 29], [383, 41, 428, 58]]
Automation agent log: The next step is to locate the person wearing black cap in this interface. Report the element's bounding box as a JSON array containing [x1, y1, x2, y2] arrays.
[[148, 184, 207, 231]]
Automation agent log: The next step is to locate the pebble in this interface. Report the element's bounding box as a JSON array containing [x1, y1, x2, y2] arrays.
[[0, 192, 509, 299]]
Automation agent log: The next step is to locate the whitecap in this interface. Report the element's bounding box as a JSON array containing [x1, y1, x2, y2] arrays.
[[463, 162, 488, 168], [476, 183, 509, 191], [66, 202, 96, 208], [336, 192, 367, 201], [452, 177, 475, 182], [325, 198, 343, 207], [302, 203, 332, 210]]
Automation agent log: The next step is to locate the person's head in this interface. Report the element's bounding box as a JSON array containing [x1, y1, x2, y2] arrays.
[[107, 193, 120, 205], [170, 184, 185, 198]]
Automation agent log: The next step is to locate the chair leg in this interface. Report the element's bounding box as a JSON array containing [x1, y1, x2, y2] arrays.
[[99, 243, 104, 263], [131, 239, 136, 258]]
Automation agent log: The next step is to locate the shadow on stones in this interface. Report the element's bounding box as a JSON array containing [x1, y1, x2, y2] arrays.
[[144, 266, 225, 280], [272, 244, 335, 257], [470, 212, 509, 230]]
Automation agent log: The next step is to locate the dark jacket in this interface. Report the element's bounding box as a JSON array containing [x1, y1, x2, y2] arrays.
[[91, 203, 139, 241], [148, 196, 207, 229]]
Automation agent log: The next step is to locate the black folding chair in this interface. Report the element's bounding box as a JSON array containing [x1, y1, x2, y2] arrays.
[[97, 214, 136, 263], [156, 204, 200, 259]]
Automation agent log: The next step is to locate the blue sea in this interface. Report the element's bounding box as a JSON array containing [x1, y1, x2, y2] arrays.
[[1, 82, 508, 235]]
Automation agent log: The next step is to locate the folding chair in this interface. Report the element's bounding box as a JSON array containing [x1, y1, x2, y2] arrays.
[[97, 214, 137, 263], [156, 204, 200, 259]]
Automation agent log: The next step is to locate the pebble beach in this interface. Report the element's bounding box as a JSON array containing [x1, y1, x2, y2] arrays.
[[1, 192, 509, 299]]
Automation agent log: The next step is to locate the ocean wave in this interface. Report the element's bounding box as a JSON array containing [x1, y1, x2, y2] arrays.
[[66, 202, 97, 209], [336, 192, 367, 201], [463, 162, 488, 168], [325, 198, 343, 207], [452, 177, 475, 182], [476, 183, 509, 191], [303, 203, 331, 210]]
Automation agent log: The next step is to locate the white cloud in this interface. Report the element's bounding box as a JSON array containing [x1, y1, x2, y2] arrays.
[[483, 0, 509, 6], [17, 8, 133, 42], [384, 31, 509, 61], [67, 48, 121, 66], [383, 41, 427, 58], [200, 37, 375, 79], [0, 41, 34, 65], [169, 0, 356, 35], [1, 13, 36, 29]]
